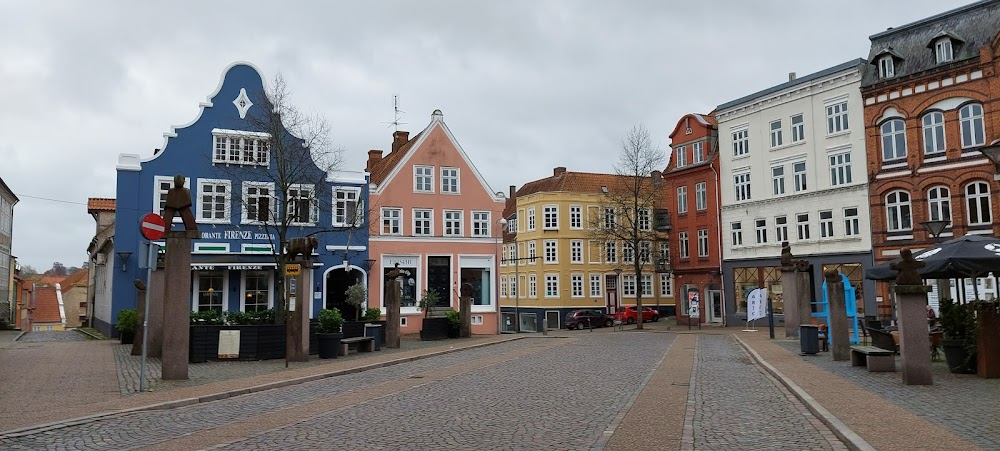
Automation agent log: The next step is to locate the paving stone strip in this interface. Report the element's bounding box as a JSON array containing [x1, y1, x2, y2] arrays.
[[683, 334, 847, 451], [207, 333, 672, 450]]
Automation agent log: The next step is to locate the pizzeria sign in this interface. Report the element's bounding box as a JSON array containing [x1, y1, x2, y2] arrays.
[[192, 264, 267, 271]]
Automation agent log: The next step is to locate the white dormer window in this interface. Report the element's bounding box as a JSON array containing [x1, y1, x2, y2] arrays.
[[935, 38, 953, 64], [878, 56, 894, 79]]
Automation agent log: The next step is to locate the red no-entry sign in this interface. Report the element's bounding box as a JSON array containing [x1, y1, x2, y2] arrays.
[[140, 213, 166, 241]]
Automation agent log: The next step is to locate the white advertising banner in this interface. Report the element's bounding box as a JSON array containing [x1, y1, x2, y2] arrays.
[[747, 288, 768, 321]]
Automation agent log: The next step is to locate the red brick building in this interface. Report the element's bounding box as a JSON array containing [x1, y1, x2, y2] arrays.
[[862, 0, 1000, 317], [663, 113, 723, 324]]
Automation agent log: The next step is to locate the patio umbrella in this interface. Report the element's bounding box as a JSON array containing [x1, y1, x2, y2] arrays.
[[865, 235, 1000, 281]]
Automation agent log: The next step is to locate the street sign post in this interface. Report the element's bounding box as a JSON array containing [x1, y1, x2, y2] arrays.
[[140, 213, 166, 241], [285, 264, 301, 276]]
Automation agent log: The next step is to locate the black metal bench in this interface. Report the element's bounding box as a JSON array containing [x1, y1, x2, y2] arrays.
[[850, 345, 896, 372], [339, 336, 375, 356]]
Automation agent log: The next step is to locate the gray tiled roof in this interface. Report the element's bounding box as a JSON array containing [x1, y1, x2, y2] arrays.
[[861, 0, 1000, 88], [717, 59, 866, 111]]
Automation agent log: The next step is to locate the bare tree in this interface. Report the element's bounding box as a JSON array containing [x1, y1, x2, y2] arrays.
[[212, 75, 348, 323], [590, 125, 667, 330]]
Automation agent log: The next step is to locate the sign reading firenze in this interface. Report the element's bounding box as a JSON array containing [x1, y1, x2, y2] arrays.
[[192, 264, 266, 271], [200, 230, 276, 241]]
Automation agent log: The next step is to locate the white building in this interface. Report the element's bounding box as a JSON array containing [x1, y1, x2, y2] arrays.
[[716, 59, 876, 325]]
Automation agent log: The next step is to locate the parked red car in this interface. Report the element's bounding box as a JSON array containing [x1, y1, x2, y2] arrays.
[[614, 306, 660, 324], [564, 309, 614, 330]]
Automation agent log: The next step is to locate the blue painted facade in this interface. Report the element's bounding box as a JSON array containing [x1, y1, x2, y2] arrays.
[[101, 62, 369, 336]]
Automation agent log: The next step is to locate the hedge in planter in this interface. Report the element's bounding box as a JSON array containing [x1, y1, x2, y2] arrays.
[[316, 308, 344, 359], [116, 309, 138, 345], [939, 298, 977, 374]]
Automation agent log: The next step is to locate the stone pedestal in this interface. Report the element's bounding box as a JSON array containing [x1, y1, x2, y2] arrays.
[[977, 305, 1000, 379], [797, 272, 811, 329], [131, 283, 146, 356], [781, 269, 799, 339], [459, 283, 472, 339], [826, 271, 850, 361], [161, 231, 198, 380], [285, 261, 311, 362], [897, 285, 933, 385], [147, 267, 165, 358], [385, 278, 401, 349]]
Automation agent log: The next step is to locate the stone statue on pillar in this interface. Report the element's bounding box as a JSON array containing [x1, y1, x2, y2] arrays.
[[384, 263, 405, 349], [162, 175, 198, 232], [892, 247, 933, 385], [780, 242, 810, 339]]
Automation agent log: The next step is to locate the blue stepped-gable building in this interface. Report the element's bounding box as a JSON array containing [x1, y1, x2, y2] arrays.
[[100, 62, 370, 336]]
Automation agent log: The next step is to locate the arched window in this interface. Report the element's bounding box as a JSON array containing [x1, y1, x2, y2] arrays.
[[922, 112, 945, 155], [926, 186, 951, 224], [886, 190, 912, 231], [965, 181, 991, 225], [881, 119, 907, 162], [959, 103, 985, 148]]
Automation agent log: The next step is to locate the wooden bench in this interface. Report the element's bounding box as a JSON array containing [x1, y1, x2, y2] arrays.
[[339, 336, 375, 356], [866, 328, 898, 354], [850, 345, 896, 372]]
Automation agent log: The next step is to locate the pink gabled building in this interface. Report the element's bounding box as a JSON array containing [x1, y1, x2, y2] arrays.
[[367, 109, 505, 334]]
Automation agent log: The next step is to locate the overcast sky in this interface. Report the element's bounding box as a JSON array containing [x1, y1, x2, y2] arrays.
[[1, 0, 973, 271]]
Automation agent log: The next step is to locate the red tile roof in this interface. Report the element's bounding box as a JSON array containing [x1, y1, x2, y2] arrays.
[[515, 170, 656, 198], [87, 198, 116, 213], [32, 285, 62, 324], [368, 131, 423, 185], [59, 270, 88, 293]]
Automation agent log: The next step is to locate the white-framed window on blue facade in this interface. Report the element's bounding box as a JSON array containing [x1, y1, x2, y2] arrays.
[[197, 179, 231, 224], [194, 270, 227, 312], [156, 176, 192, 223], [333, 187, 362, 227], [241, 270, 272, 312], [241, 181, 274, 225], [287, 184, 317, 225], [211, 130, 270, 166]]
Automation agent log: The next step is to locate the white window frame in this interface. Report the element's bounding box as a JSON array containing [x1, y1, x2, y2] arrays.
[[960, 103, 985, 149], [772, 166, 785, 195], [622, 242, 635, 264], [196, 179, 232, 224], [545, 274, 559, 298], [775, 216, 788, 242], [571, 274, 584, 298], [528, 274, 537, 298], [935, 38, 953, 63], [797, 213, 811, 240], [570, 240, 583, 264], [731, 222, 743, 246], [211, 130, 271, 166], [590, 274, 602, 298], [287, 184, 318, 226], [829, 153, 852, 187], [844, 208, 860, 237], [826, 100, 849, 135], [732, 127, 749, 157], [440, 167, 460, 194], [692, 141, 704, 163], [569, 205, 583, 229], [622, 275, 637, 297], [881, 119, 907, 161], [819, 210, 834, 238], [695, 183, 707, 211], [544, 240, 558, 264], [240, 270, 274, 312], [659, 273, 672, 297], [793, 162, 807, 192], [527, 241, 536, 264], [922, 112, 946, 155], [543, 205, 559, 230], [333, 186, 362, 227], [878, 55, 894, 79], [413, 208, 433, 236], [965, 181, 992, 226], [770, 120, 783, 148], [734, 172, 751, 202], [193, 270, 229, 313], [500, 276, 507, 298], [697, 229, 709, 257], [927, 186, 952, 224], [791, 114, 805, 143], [605, 240, 617, 263], [638, 208, 652, 230], [443, 210, 463, 236], [240, 181, 274, 225], [886, 191, 912, 232], [527, 207, 536, 231], [414, 165, 434, 193], [155, 176, 192, 223], [381, 207, 402, 236], [677, 186, 688, 214], [679, 232, 689, 259], [471, 211, 490, 237], [755, 219, 767, 245], [676, 145, 687, 168]]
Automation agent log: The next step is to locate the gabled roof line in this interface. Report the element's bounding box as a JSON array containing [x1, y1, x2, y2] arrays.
[[869, 0, 997, 39]]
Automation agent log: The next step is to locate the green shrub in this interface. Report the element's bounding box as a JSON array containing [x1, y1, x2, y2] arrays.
[[364, 307, 382, 321], [418, 289, 440, 318], [344, 283, 367, 321], [317, 308, 344, 334], [116, 309, 138, 333], [445, 310, 460, 331], [190, 309, 224, 325]]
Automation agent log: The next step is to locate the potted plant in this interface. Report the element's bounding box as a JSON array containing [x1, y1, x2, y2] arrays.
[[418, 290, 449, 341], [446, 310, 461, 339], [116, 309, 138, 344], [316, 308, 344, 359], [364, 307, 382, 322], [344, 283, 367, 321], [938, 298, 977, 374]]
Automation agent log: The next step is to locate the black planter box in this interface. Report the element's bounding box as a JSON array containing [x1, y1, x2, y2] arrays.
[[317, 332, 342, 359], [941, 339, 978, 374], [420, 317, 450, 341], [189, 324, 315, 362], [342, 321, 367, 339]]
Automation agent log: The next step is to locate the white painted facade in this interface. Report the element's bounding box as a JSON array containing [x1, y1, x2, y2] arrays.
[[717, 63, 871, 262]]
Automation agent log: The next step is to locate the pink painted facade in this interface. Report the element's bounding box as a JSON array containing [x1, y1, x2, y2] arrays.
[[367, 110, 505, 334]]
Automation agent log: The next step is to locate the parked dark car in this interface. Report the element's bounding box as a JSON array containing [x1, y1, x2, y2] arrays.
[[564, 309, 613, 330]]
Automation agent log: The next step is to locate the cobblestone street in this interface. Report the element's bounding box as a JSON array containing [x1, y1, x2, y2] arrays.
[[0, 331, 853, 450]]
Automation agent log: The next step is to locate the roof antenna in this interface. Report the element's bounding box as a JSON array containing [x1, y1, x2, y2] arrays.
[[381, 95, 407, 131]]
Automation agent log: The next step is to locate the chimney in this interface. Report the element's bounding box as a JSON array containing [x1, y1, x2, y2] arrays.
[[367, 150, 383, 171], [651, 170, 662, 188], [392, 131, 410, 153], [509, 185, 516, 198], [553, 167, 566, 177], [788, 72, 797, 81]]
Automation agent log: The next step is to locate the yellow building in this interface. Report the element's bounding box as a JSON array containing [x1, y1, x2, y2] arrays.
[[499, 167, 673, 332]]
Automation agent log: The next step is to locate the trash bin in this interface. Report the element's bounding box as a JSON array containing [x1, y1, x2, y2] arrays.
[[800, 324, 819, 354], [365, 324, 383, 351]]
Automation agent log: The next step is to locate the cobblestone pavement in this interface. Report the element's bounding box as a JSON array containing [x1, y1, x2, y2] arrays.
[[683, 334, 847, 451], [1, 334, 670, 450], [16, 329, 92, 342], [775, 340, 1000, 450]]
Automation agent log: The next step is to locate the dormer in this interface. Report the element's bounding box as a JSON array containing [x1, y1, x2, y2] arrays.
[[871, 47, 903, 80], [927, 31, 964, 65]]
